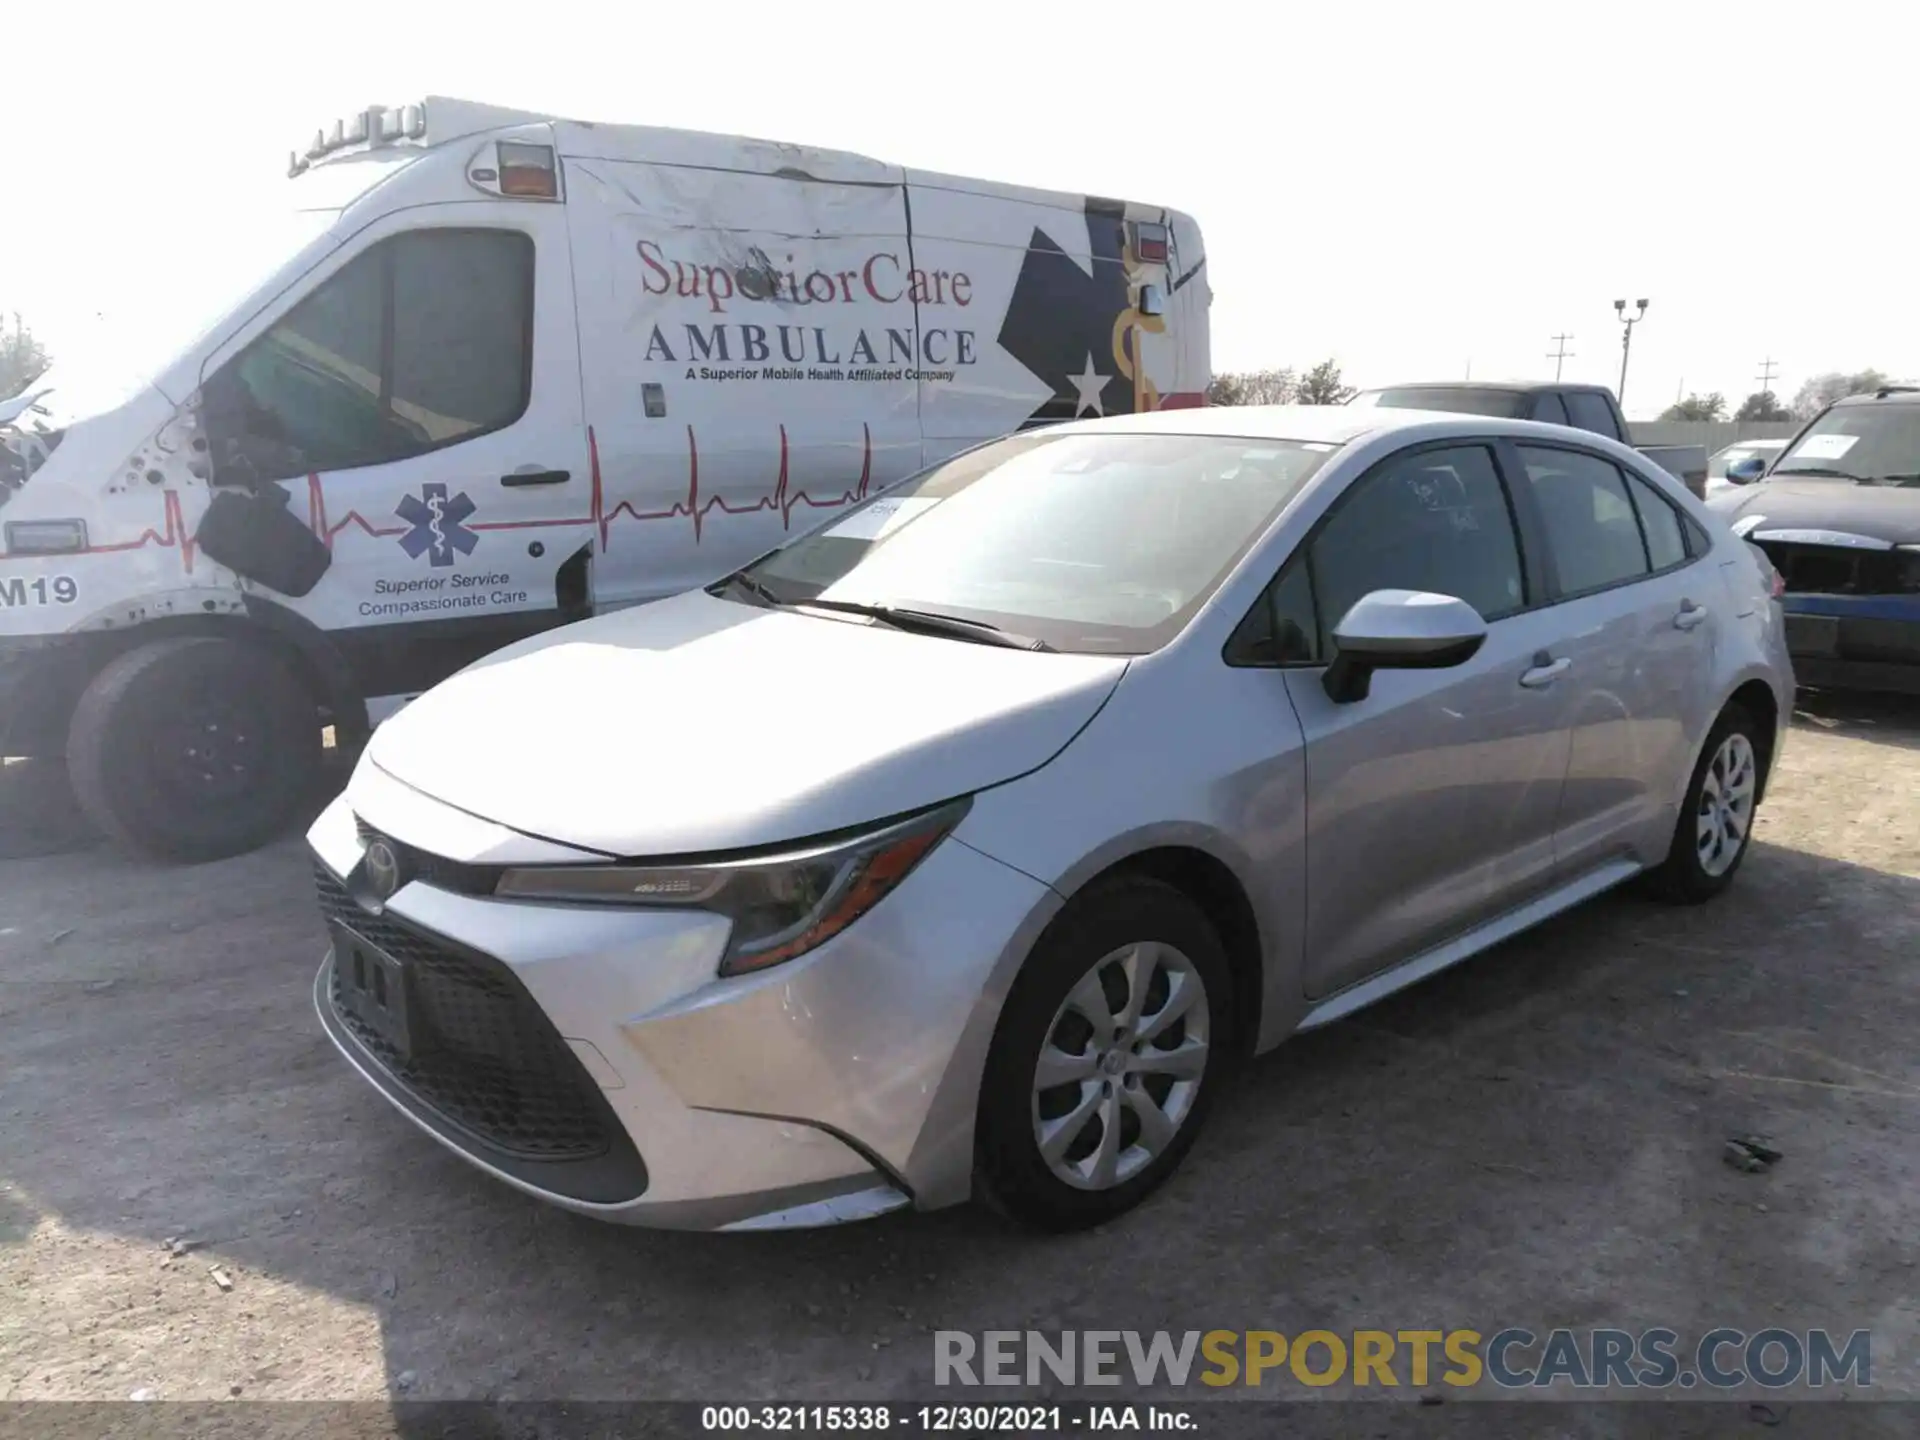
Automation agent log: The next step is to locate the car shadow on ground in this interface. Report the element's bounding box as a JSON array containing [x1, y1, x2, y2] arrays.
[[0, 707, 1916, 1416]]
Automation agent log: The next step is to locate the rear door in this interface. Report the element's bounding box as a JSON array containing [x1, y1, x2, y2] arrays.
[[1280, 439, 1576, 998], [197, 203, 589, 707], [1503, 441, 1721, 871], [563, 158, 922, 610]]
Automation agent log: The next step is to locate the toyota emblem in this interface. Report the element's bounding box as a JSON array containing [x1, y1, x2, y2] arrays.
[[364, 840, 404, 901]]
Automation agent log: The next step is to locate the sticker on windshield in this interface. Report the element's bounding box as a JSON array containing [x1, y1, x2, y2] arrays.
[[1791, 433, 1860, 460], [824, 495, 941, 542]]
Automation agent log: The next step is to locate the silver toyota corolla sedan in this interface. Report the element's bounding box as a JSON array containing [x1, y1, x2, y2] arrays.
[[309, 405, 1794, 1234]]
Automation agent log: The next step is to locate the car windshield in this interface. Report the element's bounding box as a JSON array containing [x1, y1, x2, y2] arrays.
[[1774, 405, 1920, 485], [734, 431, 1333, 654], [1352, 388, 1530, 419]]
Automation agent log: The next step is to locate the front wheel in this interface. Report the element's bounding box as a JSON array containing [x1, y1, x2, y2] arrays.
[[1643, 704, 1764, 903], [974, 878, 1232, 1231], [66, 635, 322, 863]]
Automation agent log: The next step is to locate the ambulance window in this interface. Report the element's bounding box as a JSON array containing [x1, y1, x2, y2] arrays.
[[206, 228, 533, 484]]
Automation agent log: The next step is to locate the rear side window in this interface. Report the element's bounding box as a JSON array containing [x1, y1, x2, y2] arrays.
[[1623, 470, 1687, 571], [1308, 444, 1525, 645], [1516, 446, 1649, 595], [206, 229, 534, 484], [1531, 392, 1571, 425], [1562, 391, 1622, 440]]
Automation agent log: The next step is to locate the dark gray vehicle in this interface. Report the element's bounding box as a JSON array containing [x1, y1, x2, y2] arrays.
[[1352, 381, 1709, 498], [1708, 386, 1920, 695]]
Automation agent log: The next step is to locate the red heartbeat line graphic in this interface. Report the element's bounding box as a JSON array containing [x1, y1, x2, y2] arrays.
[[64, 424, 876, 577], [594, 423, 876, 546], [305, 422, 875, 554], [73, 490, 198, 573]]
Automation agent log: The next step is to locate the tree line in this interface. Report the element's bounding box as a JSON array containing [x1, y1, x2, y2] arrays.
[[1207, 360, 1356, 407], [1, 314, 49, 399], [1661, 369, 1898, 425]]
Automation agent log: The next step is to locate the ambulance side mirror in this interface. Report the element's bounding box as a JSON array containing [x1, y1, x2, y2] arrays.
[[1138, 284, 1165, 318]]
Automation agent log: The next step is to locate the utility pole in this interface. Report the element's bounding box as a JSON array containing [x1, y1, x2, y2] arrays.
[[1757, 356, 1779, 397], [1613, 298, 1649, 407], [1548, 333, 1575, 381]]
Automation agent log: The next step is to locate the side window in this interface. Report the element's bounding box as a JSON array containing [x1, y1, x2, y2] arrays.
[[1308, 444, 1525, 649], [1623, 470, 1687, 571], [1531, 392, 1571, 425], [1562, 390, 1622, 440], [205, 229, 534, 484], [1227, 559, 1321, 667], [1516, 446, 1650, 596]]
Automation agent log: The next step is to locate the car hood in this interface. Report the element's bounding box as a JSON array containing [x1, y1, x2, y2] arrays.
[[1706, 477, 1920, 546], [365, 589, 1129, 857]]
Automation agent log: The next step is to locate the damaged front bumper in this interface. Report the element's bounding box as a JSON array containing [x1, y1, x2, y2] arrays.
[[1782, 595, 1920, 696]]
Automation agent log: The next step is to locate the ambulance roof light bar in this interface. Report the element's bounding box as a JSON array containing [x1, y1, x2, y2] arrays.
[[289, 102, 429, 178]]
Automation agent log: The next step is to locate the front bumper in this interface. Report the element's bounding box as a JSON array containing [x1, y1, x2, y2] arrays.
[[307, 783, 1059, 1231], [1782, 598, 1920, 695], [0, 634, 92, 756]]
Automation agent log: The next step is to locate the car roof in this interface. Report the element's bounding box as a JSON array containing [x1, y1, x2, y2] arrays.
[[1361, 380, 1608, 396], [1048, 403, 1613, 449], [1832, 387, 1920, 407]]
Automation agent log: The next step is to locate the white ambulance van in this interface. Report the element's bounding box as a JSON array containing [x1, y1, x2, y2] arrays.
[[0, 97, 1211, 861]]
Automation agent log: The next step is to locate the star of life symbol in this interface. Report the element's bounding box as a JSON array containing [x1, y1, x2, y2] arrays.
[[396, 483, 479, 567]]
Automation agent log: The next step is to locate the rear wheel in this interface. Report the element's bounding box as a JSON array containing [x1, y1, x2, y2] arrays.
[[67, 636, 322, 863], [1643, 704, 1763, 903], [974, 878, 1231, 1231]]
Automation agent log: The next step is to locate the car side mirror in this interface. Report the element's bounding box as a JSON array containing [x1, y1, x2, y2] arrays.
[[1725, 456, 1769, 486], [1322, 590, 1489, 704]]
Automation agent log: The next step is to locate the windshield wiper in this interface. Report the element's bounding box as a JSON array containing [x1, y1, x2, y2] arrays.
[[1772, 466, 1870, 482], [796, 599, 1056, 652], [709, 571, 782, 607]]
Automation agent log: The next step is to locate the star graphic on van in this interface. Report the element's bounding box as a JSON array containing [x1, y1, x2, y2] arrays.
[[396, 483, 480, 567], [1069, 354, 1110, 417]]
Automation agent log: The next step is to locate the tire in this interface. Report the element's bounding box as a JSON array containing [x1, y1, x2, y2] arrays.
[[67, 635, 322, 863], [974, 877, 1233, 1232], [1642, 703, 1764, 904]]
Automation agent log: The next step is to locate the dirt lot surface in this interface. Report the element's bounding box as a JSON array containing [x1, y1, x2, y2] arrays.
[[2, 694, 1918, 1420]]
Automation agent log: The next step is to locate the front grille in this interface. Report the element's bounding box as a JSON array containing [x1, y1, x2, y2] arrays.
[[1757, 540, 1918, 597], [352, 814, 502, 896], [316, 864, 612, 1162]]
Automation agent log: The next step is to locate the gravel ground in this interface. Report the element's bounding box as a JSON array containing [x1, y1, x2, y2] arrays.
[[2, 693, 1917, 1422]]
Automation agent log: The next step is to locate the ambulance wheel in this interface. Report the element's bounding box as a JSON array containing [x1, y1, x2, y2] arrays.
[[67, 635, 323, 863]]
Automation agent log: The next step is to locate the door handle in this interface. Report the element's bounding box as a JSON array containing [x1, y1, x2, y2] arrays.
[[499, 468, 571, 487], [1519, 656, 1572, 689], [1674, 601, 1708, 631]]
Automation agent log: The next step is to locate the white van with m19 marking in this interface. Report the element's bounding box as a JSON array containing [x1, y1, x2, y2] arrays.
[[0, 97, 1210, 861]]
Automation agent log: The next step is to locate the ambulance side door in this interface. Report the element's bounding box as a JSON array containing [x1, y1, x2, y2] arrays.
[[562, 155, 922, 610], [198, 202, 588, 708]]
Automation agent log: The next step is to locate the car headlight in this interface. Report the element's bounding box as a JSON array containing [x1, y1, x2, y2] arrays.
[[492, 797, 971, 976]]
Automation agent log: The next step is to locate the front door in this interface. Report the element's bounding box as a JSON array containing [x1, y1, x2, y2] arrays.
[[1281, 441, 1575, 999], [199, 204, 588, 709]]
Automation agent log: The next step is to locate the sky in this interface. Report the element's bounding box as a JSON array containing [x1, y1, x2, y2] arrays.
[[3, 0, 1913, 419]]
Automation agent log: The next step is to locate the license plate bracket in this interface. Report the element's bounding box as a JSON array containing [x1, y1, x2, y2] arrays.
[[330, 923, 419, 1061], [1786, 613, 1841, 657]]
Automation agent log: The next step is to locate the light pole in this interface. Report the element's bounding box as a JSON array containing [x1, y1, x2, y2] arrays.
[[1614, 298, 1648, 407]]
